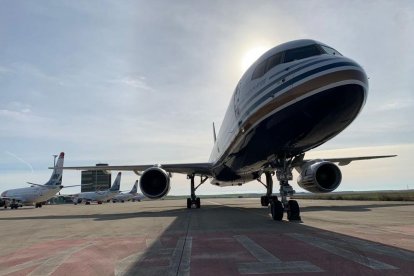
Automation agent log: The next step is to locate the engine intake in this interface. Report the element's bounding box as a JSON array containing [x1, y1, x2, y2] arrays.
[[297, 161, 342, 193], [139, 167, 171, 199]]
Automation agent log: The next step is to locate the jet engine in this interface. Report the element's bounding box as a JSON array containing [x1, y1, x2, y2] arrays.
[[297, 161, 342, 193], [139, 167, 171, 199]]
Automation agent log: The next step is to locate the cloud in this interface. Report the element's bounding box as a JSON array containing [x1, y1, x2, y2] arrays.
[[5, 151, 34, 173], [376, 98, 414, 111], [0, 65, 13, 75], [108, 75, 153, 91]]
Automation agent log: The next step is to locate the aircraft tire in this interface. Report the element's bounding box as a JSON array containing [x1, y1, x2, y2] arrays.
[[186, 198, 191, 209], [260, 196, 266, 206], [270, 201, 283, 221], [196, 197, 201, 209], [287, 200, 301, 221]]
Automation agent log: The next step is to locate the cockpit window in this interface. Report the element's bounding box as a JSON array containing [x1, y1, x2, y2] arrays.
[[251, 44, 325, 80], [320, 45, 342, 56], [284, 44, 322, 63], [251, 60, 267, 80], [266, 52, 282, 73], [251, 52, 283, 80]]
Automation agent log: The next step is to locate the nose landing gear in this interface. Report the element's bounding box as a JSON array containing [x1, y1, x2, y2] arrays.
[[258, 157, 302, 221]]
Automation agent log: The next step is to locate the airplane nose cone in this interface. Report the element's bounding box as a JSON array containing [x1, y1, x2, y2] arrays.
[[1, 191, 6, 197]]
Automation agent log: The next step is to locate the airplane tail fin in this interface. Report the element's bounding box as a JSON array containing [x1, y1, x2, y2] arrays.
[[45, 152, 65, 186], [109, 172, 122, 191], [130, 180, 138, 194]]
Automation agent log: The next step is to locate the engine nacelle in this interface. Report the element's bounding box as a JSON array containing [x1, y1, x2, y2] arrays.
[[297, 161, 342, 193], [139, 167, 171, 199]]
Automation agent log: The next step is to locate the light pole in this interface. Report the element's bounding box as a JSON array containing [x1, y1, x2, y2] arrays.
[[53, 154, 58, 167]]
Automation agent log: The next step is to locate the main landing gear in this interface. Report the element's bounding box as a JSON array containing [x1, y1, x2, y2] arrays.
[[258, 158, 301, 221], [186, 174, 208, 209]]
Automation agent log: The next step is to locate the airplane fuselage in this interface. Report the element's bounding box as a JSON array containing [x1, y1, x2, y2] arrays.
[[1, 186, 61, 205], [74, 190, 118, 203], [113, 193, 136, 202], [209, 40, 368, 185]]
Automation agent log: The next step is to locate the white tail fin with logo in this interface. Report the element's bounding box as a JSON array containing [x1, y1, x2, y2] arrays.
[[45, 152, 64, 186]]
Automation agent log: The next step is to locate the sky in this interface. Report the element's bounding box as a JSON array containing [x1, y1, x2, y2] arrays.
[[0, 0, 413, 196]]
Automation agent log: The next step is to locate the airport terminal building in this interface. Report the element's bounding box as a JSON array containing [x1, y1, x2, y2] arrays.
[[81, 163, 111, 192]]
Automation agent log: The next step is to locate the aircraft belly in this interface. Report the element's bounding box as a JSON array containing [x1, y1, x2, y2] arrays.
[[214, 84, 365, 180]]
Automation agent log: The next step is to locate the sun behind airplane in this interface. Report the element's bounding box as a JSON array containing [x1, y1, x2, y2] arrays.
[[1, 152, 67, 209], [62, 39, 396, 221]]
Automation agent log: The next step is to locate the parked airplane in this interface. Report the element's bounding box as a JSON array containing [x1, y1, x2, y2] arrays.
[[1, 152, 67, 209], [112, 180, 145, 203], [72, 172, 121, 205], [62, 39, 395, 220]]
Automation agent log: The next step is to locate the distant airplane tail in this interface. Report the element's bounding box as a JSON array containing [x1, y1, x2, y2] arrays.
[[109, 172, 122, 191], [45, 152, 65, 186], [129, 180, 138, 194]]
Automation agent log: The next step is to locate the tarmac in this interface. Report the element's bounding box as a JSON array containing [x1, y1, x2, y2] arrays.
[[0, 198, 413, 275]]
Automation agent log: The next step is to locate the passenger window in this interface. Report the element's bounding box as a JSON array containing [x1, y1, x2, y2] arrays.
[[251, 60, 267, 80], [320, 45, 342, 56], [266, 53, 282, 72], [283, 45, 322, 63]]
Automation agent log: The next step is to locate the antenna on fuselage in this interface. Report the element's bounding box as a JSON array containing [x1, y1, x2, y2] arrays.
[[213, 122, 217, 142]]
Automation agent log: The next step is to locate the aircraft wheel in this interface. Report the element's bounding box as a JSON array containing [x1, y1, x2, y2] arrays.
[[270, 200, 284, 221], [287, 200, 301, 221], [186, 198, 191, 209], [260, 196, 267, 206], [86, 202, 90, 205], [196, 197, 201, 209]]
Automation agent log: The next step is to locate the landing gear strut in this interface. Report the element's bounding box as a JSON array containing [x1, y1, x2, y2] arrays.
[[258, 156, 301, 221], [187, 174, 208, 209]]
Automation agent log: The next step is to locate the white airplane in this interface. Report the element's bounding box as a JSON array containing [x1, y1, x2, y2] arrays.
[[112, 180, 145, 203], [1, 152, 66, 209], [72, 172, 122, 205], [62, 39, 396, 221]]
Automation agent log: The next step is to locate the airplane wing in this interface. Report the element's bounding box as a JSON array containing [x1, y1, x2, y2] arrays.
[[317, 155, 397, 166], [60, 162, 214, 176]]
